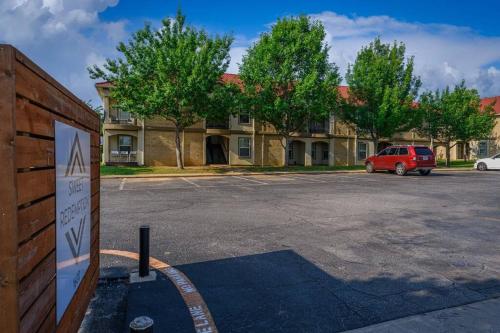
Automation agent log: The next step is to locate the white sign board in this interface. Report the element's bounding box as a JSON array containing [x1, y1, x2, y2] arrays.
[[55, 121, 91, 323]]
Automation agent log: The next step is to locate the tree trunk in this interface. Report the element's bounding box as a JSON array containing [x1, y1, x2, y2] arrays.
[[283, 136, 289, 167], [373, 137, 379, 154], [464, 142, 469, 162], [430, 137, 434, 151], [445, 143, 451, 167], [174, 125, 184, 169]]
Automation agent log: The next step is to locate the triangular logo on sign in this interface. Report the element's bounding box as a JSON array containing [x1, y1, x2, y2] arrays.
[[65, 132, 86, 176], [65, 216, 86, 263]]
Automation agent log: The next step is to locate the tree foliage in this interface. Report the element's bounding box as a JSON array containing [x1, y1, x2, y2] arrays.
[[88, 10, 238, 168], [341, 37, 421, 151], [418, 81, 496, 165], [239, 15, 340, 165]]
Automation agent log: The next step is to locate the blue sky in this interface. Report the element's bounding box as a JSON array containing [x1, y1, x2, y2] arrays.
[[1, 0, 500, 104], [101, 0, 500, 37]]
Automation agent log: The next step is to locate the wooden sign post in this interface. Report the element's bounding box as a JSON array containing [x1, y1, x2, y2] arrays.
[[0, 45, 100, 333]]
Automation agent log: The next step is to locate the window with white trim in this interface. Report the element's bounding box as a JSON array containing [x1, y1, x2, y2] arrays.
[[118, 135, 132, 153], [322, 149, 329, 161], [238, 137, 251, 158], [239, 111, 250, 124], [288, 143, 294, 160], [357, 142, 368, 160], [478, 141, 488, 157]]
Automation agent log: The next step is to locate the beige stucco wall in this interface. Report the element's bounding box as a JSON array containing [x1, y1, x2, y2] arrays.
[[228, 134, 254, 166], [490, 116, 500, 155], [144, 130, 178, 166], [184, 132, 204, 166], [264, 135, 284, 166], [230, 115, 254, 132], [145, 117, 204, 129]]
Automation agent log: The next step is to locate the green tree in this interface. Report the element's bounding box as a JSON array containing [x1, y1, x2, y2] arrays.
[[416, 91, 442, 151], [419, 82, 495, 166], [85, 100, 104, 135], [239, 15, 340, 166], [341, 37, 421, 152], [440, 82, 495, 165], [88, 11, 238, 168]]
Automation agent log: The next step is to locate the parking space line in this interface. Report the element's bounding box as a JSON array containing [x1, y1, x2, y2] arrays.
[[285, 175, 326, 183], [119, 178, 127, 190], [181, 177, 201, 187], [332, 175, 379, 182], [232, 175, 268, 185]]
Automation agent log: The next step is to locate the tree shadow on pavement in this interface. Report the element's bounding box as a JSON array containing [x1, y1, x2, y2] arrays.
[[177, 249, 499, 333]]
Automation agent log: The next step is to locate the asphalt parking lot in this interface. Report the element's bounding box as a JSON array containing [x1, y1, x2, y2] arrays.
[[99, 170, 500, 332]]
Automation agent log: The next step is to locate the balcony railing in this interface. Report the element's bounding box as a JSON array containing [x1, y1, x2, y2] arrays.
[[109, 151, 137, 163], [106, 117, 137, 125], [206, 119, 229, 129], [309, 121, 329, 134]]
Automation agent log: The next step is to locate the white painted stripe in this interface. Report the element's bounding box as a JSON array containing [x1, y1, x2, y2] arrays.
[[119, 178, 126, 190], [181, 177, 201, 187], [286, 175, 326, 183], [232, 175, 268, 185]]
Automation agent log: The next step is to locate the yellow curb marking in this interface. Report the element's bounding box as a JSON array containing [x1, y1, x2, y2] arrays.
[[100, 249, 218, 333]]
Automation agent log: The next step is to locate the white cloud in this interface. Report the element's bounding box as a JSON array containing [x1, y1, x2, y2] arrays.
[[313, 11, 500, 97], [2, 6, 499, 105], [0, 0, 123, 106], [228, 11, 500, 97]]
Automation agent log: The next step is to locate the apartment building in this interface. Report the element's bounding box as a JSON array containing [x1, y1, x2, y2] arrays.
[[96, 75, 499, 167]]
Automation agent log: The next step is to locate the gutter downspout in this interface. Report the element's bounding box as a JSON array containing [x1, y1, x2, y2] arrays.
[[354, 130, 358, 166], [252, 117, 256, 165]]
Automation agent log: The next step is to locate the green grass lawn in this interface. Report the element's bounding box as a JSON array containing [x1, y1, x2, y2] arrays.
[[436, 160, 475, 168], [101, 160, 475, 176], [100, 164, 365, 176]]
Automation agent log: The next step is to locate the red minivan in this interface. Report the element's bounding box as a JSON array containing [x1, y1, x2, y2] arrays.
[[365, 145, 436, 176]]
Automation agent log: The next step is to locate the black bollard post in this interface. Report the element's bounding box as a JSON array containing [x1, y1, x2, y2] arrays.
[[139, 225, 150, 277], [130, 316, 154, 333]]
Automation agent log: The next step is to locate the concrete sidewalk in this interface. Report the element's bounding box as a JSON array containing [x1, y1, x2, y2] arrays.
[[346, 297, 500, 333], [101, 167, 473, 179]]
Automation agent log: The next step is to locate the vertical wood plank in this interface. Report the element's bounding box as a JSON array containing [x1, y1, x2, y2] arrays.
[[0, 44, 19, 333]]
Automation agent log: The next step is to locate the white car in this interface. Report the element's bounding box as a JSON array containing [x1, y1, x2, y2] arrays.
[[474, 153, 500, 171]]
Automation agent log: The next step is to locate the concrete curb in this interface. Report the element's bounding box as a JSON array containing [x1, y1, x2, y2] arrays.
[[101, 167, 474, 179]]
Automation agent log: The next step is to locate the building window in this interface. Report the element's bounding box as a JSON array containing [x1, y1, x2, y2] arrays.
[[311, 144, 317, 160], [322, 149, 329, 161], [239, 111, 250, 124], [238, 137, 251, 158], [119, 135, 132, 153], [357, 142, 368, 160], [288, 143, 294, 160], [478, 141, 488, 157]]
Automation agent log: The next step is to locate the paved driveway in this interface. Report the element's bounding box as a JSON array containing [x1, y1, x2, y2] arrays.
[[100, 171, 500, 332]]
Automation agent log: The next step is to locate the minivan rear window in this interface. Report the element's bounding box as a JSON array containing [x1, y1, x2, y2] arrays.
[[399, 148, 408, 155], [414, 147, 433, 155]]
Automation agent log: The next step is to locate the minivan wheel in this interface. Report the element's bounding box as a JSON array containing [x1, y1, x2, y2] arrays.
[[366, 162, 375, 173], [395, 163, 407, 176], [419, 169, 431, 176], [477, 162, 487, 171]]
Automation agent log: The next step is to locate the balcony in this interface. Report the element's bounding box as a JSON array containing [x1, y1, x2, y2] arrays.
[[308, 120, 329, 134], [107, 117, 137, 125], [108, 150, 137, 165], [104, 109, 139, 130], [206, 119, 229, 129]]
